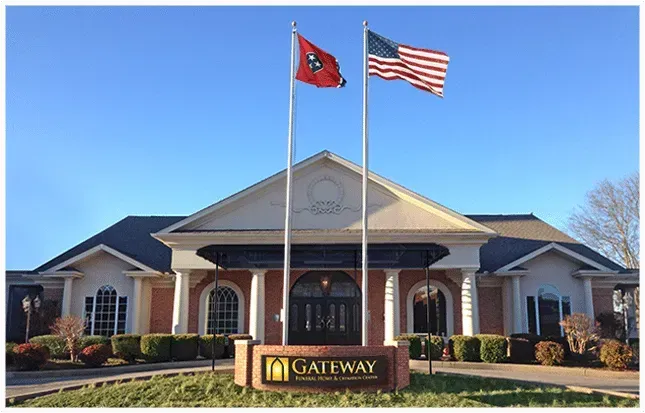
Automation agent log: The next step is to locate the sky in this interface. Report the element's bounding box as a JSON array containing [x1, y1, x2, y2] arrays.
[[6, 6, 639, 270]]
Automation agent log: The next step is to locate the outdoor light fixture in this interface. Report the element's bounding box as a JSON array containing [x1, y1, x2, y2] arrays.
[[22, 295, 42, 343], [320, 274, 332, 295]]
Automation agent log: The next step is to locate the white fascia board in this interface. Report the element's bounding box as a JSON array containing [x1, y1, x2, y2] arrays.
[[496, 242, 613, 273], [41, 244, 156, 273], [123, 270, 163, 278]]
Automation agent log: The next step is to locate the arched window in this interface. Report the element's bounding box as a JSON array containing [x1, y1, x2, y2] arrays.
[[527, 285, 571, 336], [412, 285, 447, 336], [83, 285, 128, 337], [206, 286, 240, 334]]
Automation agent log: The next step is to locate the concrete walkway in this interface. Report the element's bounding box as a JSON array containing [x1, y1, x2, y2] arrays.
[[409, 360, 640, 395], [5, 359, 235, 401]]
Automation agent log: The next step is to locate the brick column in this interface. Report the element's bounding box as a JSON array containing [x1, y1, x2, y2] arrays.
[[234, 339, 260, 387]]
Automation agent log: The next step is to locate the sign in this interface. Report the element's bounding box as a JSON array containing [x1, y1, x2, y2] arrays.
[[261, 355, 388, 387]]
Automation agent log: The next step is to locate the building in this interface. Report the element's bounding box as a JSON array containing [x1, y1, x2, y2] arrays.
[[6, 151, 639, 344]]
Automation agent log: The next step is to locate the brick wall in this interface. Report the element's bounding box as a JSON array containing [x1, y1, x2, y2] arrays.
[[593, 287, 615, 317], [478, 286, 504, 334], [149, 287, 174, 333]]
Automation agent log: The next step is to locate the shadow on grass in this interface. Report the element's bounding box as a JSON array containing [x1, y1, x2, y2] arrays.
[[468, 391, 637, 408]]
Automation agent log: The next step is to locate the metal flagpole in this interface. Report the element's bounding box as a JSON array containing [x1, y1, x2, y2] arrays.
[[361, 20, 369, 347], [281, 21, 297, 346], [425, 251, 433, 374], [211, 252, 220, 371]]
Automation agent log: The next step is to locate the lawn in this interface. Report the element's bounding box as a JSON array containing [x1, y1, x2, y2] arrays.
[[8, 372, 638, 408]]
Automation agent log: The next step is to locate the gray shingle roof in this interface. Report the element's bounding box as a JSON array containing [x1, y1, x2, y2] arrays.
[[24, 213, 624, 274]]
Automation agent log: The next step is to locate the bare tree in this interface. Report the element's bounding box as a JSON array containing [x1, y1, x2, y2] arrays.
[[568, 172, 639, 269], [50, 315, 86, 362]]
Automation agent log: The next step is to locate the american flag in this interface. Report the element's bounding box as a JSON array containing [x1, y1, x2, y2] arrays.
[[368, 30, 450, 98]]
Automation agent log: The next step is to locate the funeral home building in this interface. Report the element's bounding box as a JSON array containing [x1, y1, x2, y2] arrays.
[[6, 150, 639, 344]]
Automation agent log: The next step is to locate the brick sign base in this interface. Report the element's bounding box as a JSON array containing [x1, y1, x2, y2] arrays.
[[234, 341, 410, 393]]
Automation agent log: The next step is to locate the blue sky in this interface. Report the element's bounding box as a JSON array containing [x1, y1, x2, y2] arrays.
[[6, 6, 639, 270]]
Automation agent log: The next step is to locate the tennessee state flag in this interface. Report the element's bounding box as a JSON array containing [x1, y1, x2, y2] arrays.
[[296, 34, 347, 88]]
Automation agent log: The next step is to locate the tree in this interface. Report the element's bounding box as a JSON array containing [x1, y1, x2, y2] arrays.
[[568, 172, 639, 269], [50, 315, 86, 362]]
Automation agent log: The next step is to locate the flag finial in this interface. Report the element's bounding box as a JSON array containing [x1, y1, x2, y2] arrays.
[[292, 21, 297, 27], [363, 20, 368, 26]]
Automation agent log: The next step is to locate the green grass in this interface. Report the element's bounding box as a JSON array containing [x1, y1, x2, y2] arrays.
[[8, 373, 638, 408]]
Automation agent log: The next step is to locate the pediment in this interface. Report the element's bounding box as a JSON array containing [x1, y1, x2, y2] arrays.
[[159, 151, 495, 235]]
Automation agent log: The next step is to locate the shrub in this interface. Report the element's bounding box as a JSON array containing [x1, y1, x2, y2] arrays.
[[6, 342, 17, 366], [199, 335, 226, 359], [50, 315, 86, 361], [535, 341, 564, 366], [450, 335, 481, 362], [476, 334, 507, 363], [141, 334, 172, 362], [171, 334, 199, 361], [29, 335, 67, 359], [78, 344, 112, 367], [629, 340, 639, 365], [507, 337, 534, 363], [599, 340, 633, 370], [425, 336, 444, 361], [111, 334, 141, 361], [13, 343, 50, 371], [394, 334, 423, 359], [79, 336, 111, 350], [560, 313, 599, 355], [596, 312, 624, 339], [226, 334, 253, 358]]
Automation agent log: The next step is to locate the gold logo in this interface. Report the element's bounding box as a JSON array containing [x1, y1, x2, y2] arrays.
[[265, 357, 290, 382]]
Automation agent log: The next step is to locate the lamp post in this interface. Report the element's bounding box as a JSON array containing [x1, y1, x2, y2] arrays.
[[22, 295, 42, 343]]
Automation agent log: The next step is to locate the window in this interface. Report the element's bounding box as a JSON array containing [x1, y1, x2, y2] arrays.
[[412, 285, 447, 336], [527, 285, 571, 336], [206, 286, 240, 334], [84, 285, 127, 337]]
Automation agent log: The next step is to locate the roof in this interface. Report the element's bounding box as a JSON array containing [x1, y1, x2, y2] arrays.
[[34, 216, 186, 273], [465, 214, 624, 272], [15, 214, 624, 275]]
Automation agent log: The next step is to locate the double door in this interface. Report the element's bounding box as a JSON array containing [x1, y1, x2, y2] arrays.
[[288, 297, 361, 345]]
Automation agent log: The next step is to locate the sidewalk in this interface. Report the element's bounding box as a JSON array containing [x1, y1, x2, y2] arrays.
[[5, 359, 235, 402], [409, 360, 640, 395]]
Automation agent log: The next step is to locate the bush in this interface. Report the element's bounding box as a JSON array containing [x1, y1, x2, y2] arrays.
[[111, 334, 141, 361], [629, 340, 639, 365], [477, 334, 507, 363], [394, 334, 423, 359], [29, 335, 68, 359], [199, 335, 226, 359], [508, 337, 534, 363], [78, 344, 112, 367], [599, 340, 633, 370], [535, 341, 564, 366], [560, 313, 598, 356], [226, 334, 253, 358], [6, 342, 17, 366], [450, 335, 481, 362], [425, 336, 444, 361], [79, 336, 111, 350], [13, 343, 50, 371], [596, 312, 624, 339], [50, 315, 87, 361], [140, 334, 172, 362], [171, 334, 199, 361]]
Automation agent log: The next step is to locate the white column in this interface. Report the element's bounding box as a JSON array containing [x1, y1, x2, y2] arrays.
[[131, 277, 144, 334], [512, 275, 523, 334], [172, 270, 190, 334], [582, 277, 595, 320], [384, 270, 401, 342], [61, 277, 74, 317], [249, 270, 267, 344], [461, 269, 480, 336]]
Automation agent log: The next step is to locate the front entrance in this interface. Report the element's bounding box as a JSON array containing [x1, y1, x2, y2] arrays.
[[288, 271, 361, 345]]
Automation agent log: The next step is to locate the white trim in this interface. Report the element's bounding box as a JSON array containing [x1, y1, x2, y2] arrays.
[[41, 244, 157, 273], [405, 279, 454, 337], [91, 295, 97, 336], [155, 151, 498, 236], [496, 242, 613, 273], [571, 269, 620, 278], [114, 296, 120, 336], [198, 280, 245, 336]]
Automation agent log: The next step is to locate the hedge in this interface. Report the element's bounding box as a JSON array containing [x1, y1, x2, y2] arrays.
[[199, 335, 226, 359], [476, 334, 507, 363], [425, 336, 444, 360], [450, 335, 480, 362], [111, 334, 141, 361], [79, 336, 111, 350], [29, 335, 67, 359], [78, 344, 112, 367], [13, 343, 50, 371], [394, 334, 423, 359], [508, 337, 534, 363], [600, 340, 633, 370], [6, 342, 17, 366], [171, 334, 199, 361], [140, 334, 172, 362]]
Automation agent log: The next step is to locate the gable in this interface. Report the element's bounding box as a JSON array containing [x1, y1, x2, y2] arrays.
[[165, 151, 494, 235]]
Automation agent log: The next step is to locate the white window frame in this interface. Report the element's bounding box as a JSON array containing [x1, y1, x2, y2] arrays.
[[85, 285, 128, 337], [529, 284, 570, 336], [198, 280, 245, 336]]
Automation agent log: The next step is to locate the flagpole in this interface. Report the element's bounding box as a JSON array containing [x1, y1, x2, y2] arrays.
[[361, 20, 369, 347], [281, 21, 297, 346]]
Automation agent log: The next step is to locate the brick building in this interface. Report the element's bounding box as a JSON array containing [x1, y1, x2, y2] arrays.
[[6, 151, 639, 344]]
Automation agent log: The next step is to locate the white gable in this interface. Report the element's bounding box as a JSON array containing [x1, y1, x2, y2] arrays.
[[166, 151, 493, 235]]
